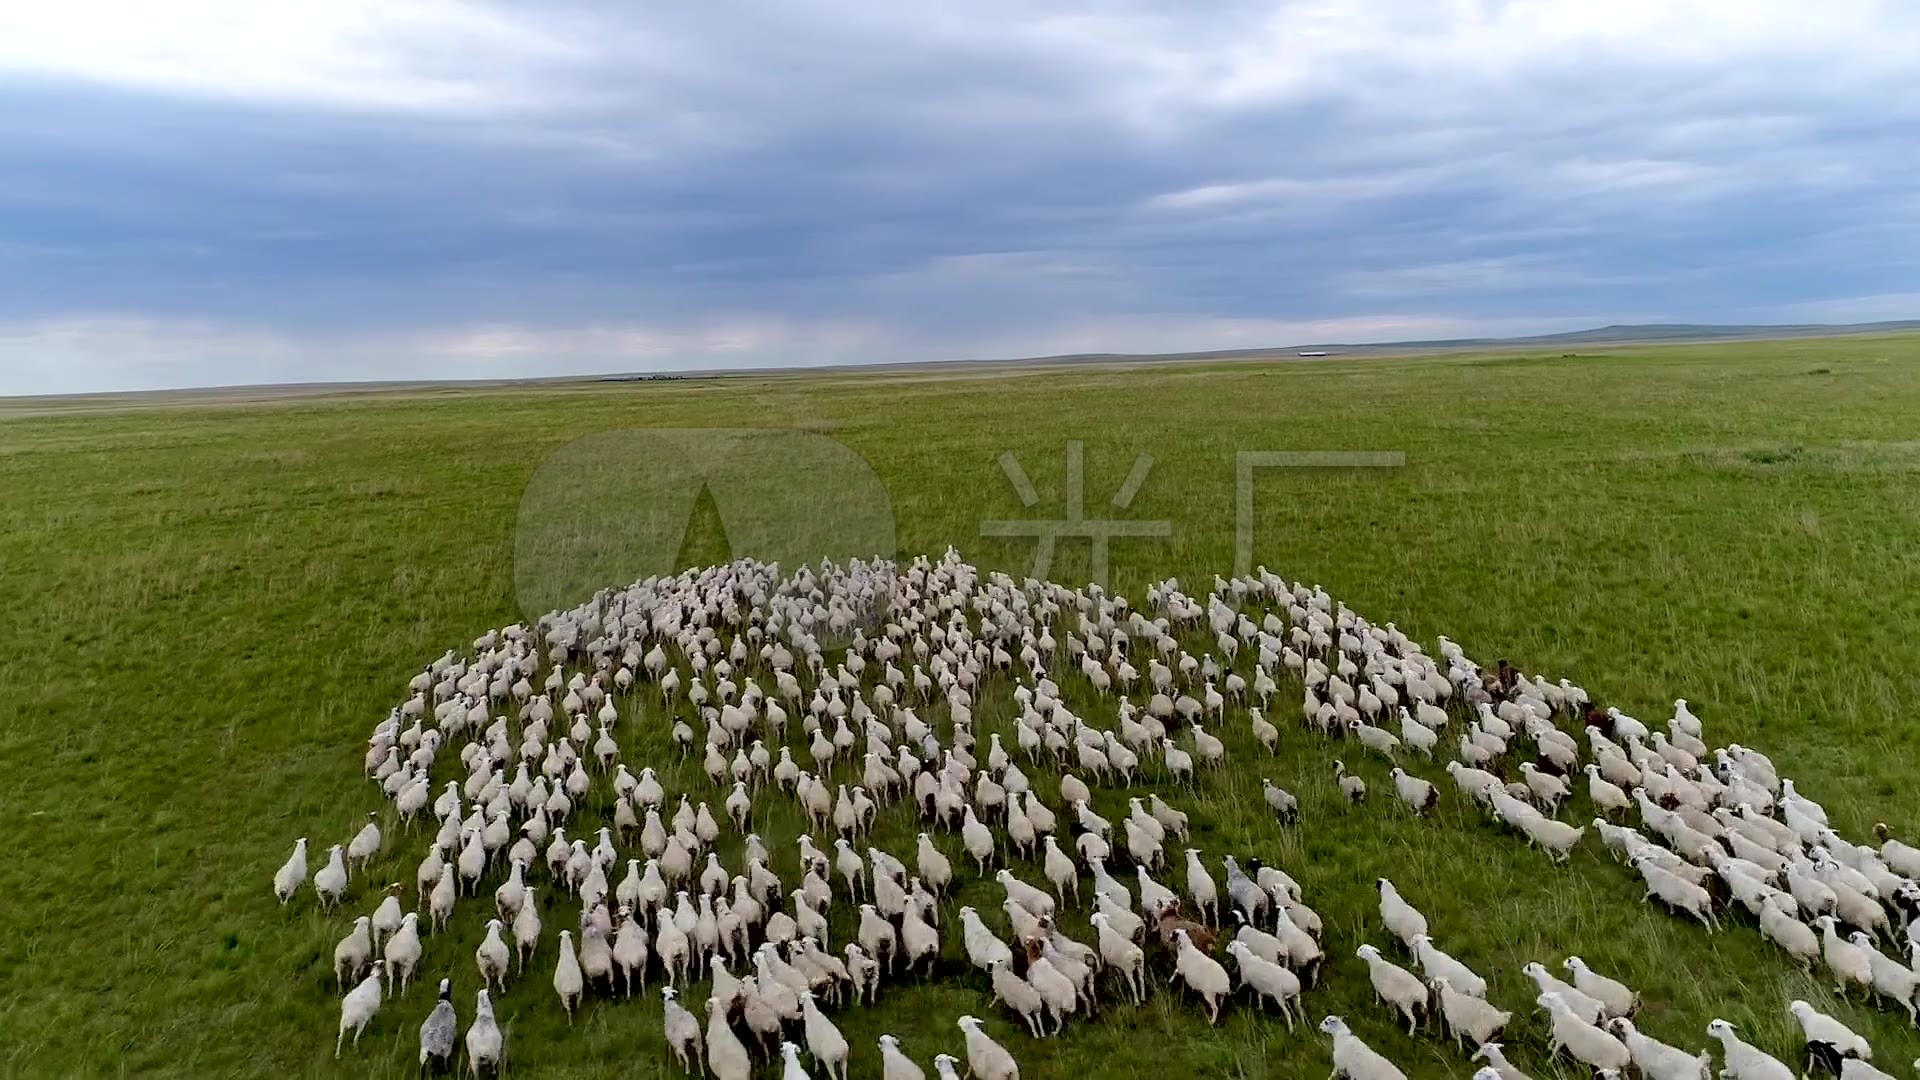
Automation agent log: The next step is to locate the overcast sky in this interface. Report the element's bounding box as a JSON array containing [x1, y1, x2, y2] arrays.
[[3, 1, 1919, 395]]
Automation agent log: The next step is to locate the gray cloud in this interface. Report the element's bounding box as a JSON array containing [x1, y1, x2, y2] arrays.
[[2, 1, 1918, 393]]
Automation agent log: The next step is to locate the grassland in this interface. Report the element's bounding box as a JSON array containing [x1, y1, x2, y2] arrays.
[[3, 335, 1920, 1078]]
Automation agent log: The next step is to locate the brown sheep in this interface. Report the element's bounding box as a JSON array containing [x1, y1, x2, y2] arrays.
[[1154, 901, 1217, 954]]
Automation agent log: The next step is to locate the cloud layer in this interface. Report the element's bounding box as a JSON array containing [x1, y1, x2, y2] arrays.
[[2, 1, 1918, 393]]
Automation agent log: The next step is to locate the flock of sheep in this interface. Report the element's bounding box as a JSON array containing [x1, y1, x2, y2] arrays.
[[272, 549, 1920, 1077]]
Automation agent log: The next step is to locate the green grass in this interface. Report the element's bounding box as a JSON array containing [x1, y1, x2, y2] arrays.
[[4, 335, 1920, 1078]]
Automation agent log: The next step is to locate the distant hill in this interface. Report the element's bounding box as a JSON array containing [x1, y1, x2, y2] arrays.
[[1340, 320, 1920, 349], [997, 321, 1920, 367]]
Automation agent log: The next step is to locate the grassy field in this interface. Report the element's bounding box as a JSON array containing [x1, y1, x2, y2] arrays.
[[4, 335, 1920, 1078]]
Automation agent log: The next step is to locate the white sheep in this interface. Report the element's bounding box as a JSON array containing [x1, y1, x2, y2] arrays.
[[996, 869, 1054, 919], [1705, 1019, 1792, 1080], [1759, 898, 1819, 971], [1874, 822, 1920, 877], [1630, 853, 1718, 931], [315, 844, 349, 909], [1162, 738, 1194, 784], [1469, 1042, 1534, 1080], [1356, 943, 1427, 1032], [1562, 956, 1638, 1019], [1171, 927, 1231, 1024], [1517, 763, 1568, 811], [961, 808, 996, 874], [1585, 765, 1633, 815], [1350, 721, 1400, 759], [1183, 848, 1218, 925], [1230, 913, 1286, 965], [553, 929, 584, 1023], [475, 918, 510, 992], [1094, 892, 1144, 945], [1272, 905, 1323, 983], [466, 988, 503, 1076], [879, 1034, 926, 1080], [1821, 870, 1883, 936], [512, 890, 542, 971], [845, 943, 882, 1004], [334, 916, 373, 990], [1090, 911, 1146, 1004], [857, 903, 898, 973], [1397, 708, 1438, 758], [346, 812, 383, 872], [960, 906, 1012, 972], [1847, 930, 1918, 1023], [660, 987, 703, 1075], [957, 1014, 1020, 1080], [1224, 940, 1302, 1029], [1594, 818, 1648, 861], [1318, 1015, 1408, 1080], [1136, 867, 1176, 917], [611, 908, 648, 995], [779, 1040, 811, 1080], [1432, 976, 1510, 1049], [1611, 1017, 1710, 1080], [1262, 778, 1299, 822], [273, 837, 308, 904], [1334, 760, 1367, 802], [426, 863, 459, 935], [899, 903, 939, 975], [1388, 768, 1438, 814], [915, 833, 952, 896], [1517, 814, 1585, 862], [1410, 934, 1485, 998], [1520, 962, 1604, 1025], [1812, 916, 1874, 996], [383, 912, 422, 995], [1447, 761, 1503, 804], [1785, 860, 1839, 918], [1251, 710, 1281, 753], [800, 990, 850, 1080], [373, 889, 407, 950], [705, 996, 753, 1080], [1539, 992, 1631, 1073], [987, 960, 1049, 1038], [335, 961, 385, 1058], [1787, 999, 1871, 1063], [1375, 879, 1427, 949], [1023, 948, 1081, 1033]]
